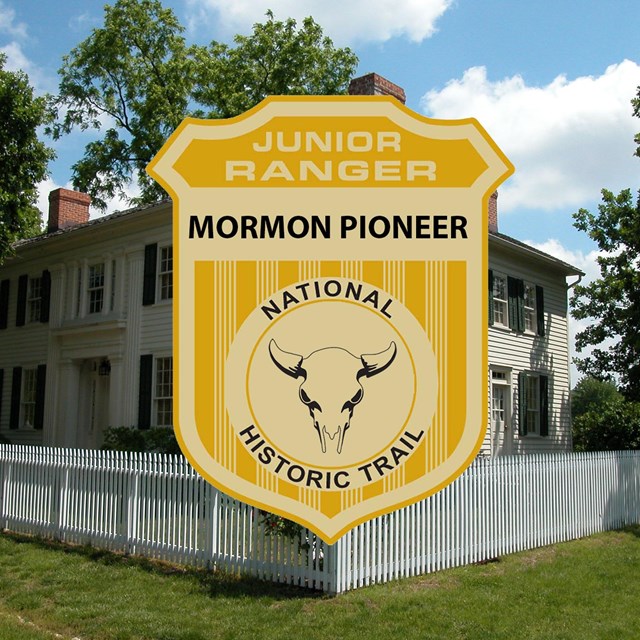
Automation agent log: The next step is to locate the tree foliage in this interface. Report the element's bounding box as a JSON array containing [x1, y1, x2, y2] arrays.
[[52, 0, 194, 210], [101, 426, 181, 454], [632, 85, 640, 158], [570, 188, 640, 401], [571, 376, 623, 419], [572, 395, 640, 452], [193, 10, 358, 119], [53, 1, 358, 210], [0, 54, 54, 261]]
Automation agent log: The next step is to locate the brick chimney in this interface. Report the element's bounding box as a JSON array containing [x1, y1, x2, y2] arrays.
[[48, 188, 91, 233], [348, 74, 500, 232], [348, 73, 406, 104], [488, 191, 499, 233]]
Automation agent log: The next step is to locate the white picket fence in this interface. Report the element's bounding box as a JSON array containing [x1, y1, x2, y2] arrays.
[[0, 446, 638, 594]]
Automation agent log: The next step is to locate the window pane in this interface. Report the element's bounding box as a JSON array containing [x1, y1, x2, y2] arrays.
[[492, 275, 507, 326], [524, 283, 536, 332], [493, 276, 506, 301], [526, 375, 540, 434], [159, 246, 173, 301], [28, 277, 42, 322], [155, 357, 173, 426], [22, 369, 37, 427], [88, 264, 105, 314]]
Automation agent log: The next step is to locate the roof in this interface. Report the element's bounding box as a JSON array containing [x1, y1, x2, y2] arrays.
[[489, 230, 584, 277], [13, 198, 172, 249]]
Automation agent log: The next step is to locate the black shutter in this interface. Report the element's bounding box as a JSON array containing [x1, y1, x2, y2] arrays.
[[536, 285, 545, 336], [0, 368, 4, 423], [138, 354, 153, 429], [0, 279, 9, 329], [507, 276, 525, 332], [488, 270, 494, 326], [34, 364, 46, 430], [539, 374, 549, 436], [142, 243, 158, 306], [516, 279, 525, 332], [518, 371, 528, 436], [9, 367, 22, 429], [16, 274, 27, 327], [40, 270, 51, 323]]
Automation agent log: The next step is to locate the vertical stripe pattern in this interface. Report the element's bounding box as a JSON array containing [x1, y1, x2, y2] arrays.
[[193, 260, 467, 519]]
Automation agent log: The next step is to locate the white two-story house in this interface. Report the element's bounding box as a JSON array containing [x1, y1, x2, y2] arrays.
[[0, 74, 583, 455]]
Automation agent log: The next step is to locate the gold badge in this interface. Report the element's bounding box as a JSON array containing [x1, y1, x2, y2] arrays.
[[147, 97, 513, 543]]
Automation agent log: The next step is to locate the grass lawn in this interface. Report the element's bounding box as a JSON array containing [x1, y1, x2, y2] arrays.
[[0, 527, 638, 640]]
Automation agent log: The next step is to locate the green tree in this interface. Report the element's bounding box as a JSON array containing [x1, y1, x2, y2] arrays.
[[632, 85, 640, 158], [52, 0, 195, 210], [571, 376, 623, 419], [573, 397, 640, 452], [0, 54, 54, 261], [193, 10, 358, 119], [53, 1, 358, 210], [570, 188, 640, 401]]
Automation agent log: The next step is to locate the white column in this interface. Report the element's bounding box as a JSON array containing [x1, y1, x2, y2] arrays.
[[79, 259, 88, 319], [102, 254, 113, 316], [67, 261, 78, 319], [122, 247, 145, 426], [57, 359, 81, 447], [107, 355, 125, 427]]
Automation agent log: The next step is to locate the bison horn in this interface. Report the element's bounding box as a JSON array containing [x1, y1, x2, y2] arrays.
[[269, 340, 307, 379], [359, 341, 397, 378]]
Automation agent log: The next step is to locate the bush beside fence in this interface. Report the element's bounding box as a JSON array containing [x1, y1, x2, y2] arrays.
[[1, 446, 638, 594]]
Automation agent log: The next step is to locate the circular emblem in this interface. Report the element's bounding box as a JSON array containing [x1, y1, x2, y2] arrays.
[[226, 278, 437, 490]]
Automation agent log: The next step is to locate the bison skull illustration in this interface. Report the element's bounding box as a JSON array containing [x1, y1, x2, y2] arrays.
[[268, 340, 397, 454]]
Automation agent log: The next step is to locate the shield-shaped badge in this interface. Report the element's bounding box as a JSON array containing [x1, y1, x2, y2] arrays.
[[147, 97, 513, 543]]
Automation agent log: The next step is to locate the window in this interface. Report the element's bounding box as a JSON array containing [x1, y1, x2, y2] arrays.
[[27, 276, 42, 323], [490, 368, 512, 456], [10, 365, 46, 430], [155, 357, 173, 426], [518, 372, 549, 437], [523, 282, 536, 333], [492, 272, 508, 326], [21, 368, 37, 428], [15, 271, 50, 326], [88, 263, 105, 314], [158, 246, 173, 301], [524, 375, 540, 433], [489, 270, 545, 336]]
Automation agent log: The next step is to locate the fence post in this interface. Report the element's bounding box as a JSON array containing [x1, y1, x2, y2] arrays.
[[56, 454, 70, 541], [125, 451, 140, 555], [0, 447, 12, 531]]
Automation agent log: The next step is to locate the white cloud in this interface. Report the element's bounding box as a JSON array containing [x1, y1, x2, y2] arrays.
[[1, 40, 30, 71], [421, 61, 640, 214], [0, 1, 27, 39], [186, 0, 452, 43], [68, 12, 96, 32], [524, 238, 600, 283]]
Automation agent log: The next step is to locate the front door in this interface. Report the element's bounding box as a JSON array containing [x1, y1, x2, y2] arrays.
[[491, 369, 512, 456], [78, 359, 111, 449]]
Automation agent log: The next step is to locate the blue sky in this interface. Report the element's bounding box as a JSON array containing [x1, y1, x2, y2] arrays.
[[2, 0, 639, 281]]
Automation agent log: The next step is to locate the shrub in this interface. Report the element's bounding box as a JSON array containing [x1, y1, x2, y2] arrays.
[[101, 426, 182, 455], [573, 400, 640, 451]]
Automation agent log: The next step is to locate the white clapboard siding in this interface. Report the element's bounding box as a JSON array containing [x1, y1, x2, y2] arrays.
[[1, 446, 638, 594], [486, 247, 576, 455]]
